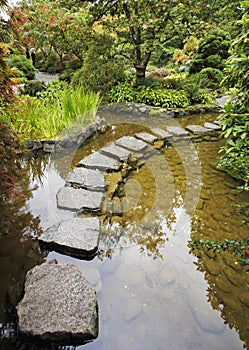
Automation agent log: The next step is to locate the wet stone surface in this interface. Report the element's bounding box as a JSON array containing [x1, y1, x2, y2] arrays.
[[166, 126, 189, 137], [204, 122, 222, 131], [186, 125, 211, 135], [17, 262, 98, 344], [56, 186, 103, 213], [115, 136, 148, 153], [135, 132, 158, 144], [99, 144, 132, 161], [78, 151, 120, 171], [150, 127, 173, 140], [66, 167, 105, 192], [38, 218, 100, 259]]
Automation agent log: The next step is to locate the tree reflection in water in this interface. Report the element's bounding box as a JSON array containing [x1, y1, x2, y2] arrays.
[[0, 155, 47, 347]]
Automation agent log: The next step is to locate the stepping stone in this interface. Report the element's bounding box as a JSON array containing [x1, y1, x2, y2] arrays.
[[57, 186, 103, 212], [213, 120, 221, 126], [135, 132, 158, 144], [77, 151, 120, 171], [17, 262, 98, 344], [150, 128, 173, 140], [115, 136, 148, 153], [39, 217, 100, 259], [186, 125, 211, 135], [204, 122, 222, 131], [66, 167, 105, 192], [99, 144, 132, 161], [166, 126, 189, 137]]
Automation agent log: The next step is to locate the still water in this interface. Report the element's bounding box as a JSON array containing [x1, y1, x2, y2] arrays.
[[0, 112, 248, 349]]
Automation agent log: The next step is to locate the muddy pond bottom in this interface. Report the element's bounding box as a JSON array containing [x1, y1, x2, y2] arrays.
[[0, 113, 248, 350]]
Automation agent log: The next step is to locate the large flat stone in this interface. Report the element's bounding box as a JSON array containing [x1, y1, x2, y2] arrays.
[[114, 136, 148, 153], [77, 151, 120, 171], [57, 186, 103, 212], [39, 218, 100, 259], [204, 122, 222, 131], [17, 262, 98, 344], [66, 168, 105, 192], [166, 126, 189, 137], [186, 124, 211, 135], [135, 132, 158, 144], [99, 144, 132, 161], [150, 128, 172, 140]]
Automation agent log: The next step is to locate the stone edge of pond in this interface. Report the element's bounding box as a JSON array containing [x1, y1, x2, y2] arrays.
[[24, 117, 107, 153], [99, 102, 221, 118]]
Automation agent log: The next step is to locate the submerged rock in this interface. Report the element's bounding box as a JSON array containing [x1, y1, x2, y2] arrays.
[[17, 262, 98, 344], [56, 186, 103, 213], [38, 217, 100, 259], [66, 167, 105, 192]]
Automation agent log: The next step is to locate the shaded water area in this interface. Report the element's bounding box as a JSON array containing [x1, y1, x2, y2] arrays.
[[0, 111, 248, 350]]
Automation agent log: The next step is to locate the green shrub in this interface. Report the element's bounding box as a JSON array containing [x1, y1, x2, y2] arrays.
[[24, 81, 46, 97], [136, 88, 189, 108], [108, 82, 136, 102], [39, 53, 64, 73], [159, 73, 187, 89], [72, 34, 125, 95], [198, 68, 224, 90], [189, 29, 230, 74], [109, 83, 190, 108], [7, 54, 35, 80]]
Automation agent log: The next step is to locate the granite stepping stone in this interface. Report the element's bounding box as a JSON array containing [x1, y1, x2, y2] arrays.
[[77, 151, 120, 171], [204, 122, 222, 131], [114, 136, 148, 153], [135, 132, 158, 144], [66, 167, 105, 192], [166, 126, 189, 137], [99, 143, 132, 161], [150, 128, 173, 140], [17, 262, 98, 344], [186, 125, 211, 135], [39, 217, 100, 259], [57, 186, 103, 212]]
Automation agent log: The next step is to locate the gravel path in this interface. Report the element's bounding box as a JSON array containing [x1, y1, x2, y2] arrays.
[[35, 71, 59, 84]]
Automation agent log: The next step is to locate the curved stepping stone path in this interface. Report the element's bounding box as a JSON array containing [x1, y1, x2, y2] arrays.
[[18, 119, 221, 345], [17, 262, 98, 344], [39, 218, 100, 259]]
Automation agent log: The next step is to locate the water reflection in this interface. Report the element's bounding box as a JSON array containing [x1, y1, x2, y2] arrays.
[[0, 155, 47, 346], [1, 114, 248, 349]]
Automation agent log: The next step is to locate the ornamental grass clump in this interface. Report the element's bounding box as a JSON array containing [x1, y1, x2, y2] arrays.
[[2, 85, 101, 140]]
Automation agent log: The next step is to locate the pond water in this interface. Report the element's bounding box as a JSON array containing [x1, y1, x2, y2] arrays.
[[0, 112, 248, 350]]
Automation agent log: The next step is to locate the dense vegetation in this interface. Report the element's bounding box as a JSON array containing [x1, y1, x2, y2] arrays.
[[0, 0, 248, 191]]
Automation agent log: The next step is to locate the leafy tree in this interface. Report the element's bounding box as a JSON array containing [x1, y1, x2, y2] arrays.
[[8, 0, 92, 64], [218, 2, 249, 187], [86, 0, 191, 85]]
